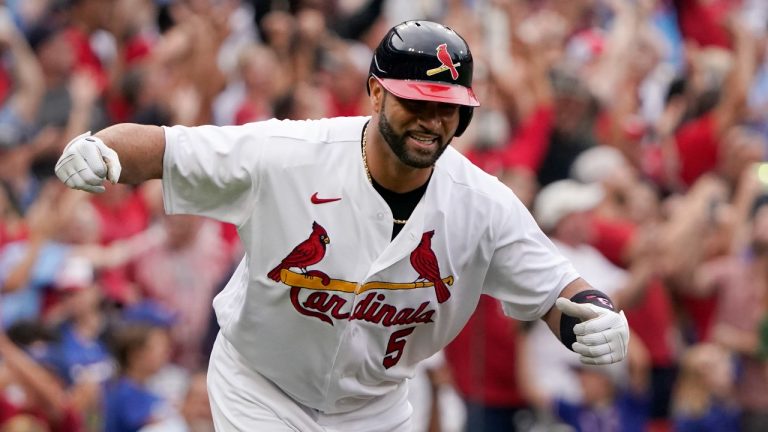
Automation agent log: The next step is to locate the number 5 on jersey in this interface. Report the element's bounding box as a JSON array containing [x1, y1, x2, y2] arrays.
[[383, 327, 415, 369]]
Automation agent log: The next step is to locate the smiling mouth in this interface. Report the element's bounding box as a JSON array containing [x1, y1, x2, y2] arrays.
[[407, 133, 439, 147]]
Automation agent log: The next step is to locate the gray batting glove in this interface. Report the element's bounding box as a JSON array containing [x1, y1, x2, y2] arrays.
[[556, 298, 629, 365], [55, 132, 122, 193]]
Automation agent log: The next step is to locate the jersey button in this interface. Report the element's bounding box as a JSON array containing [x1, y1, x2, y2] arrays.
[[376, 212, 384, 220]]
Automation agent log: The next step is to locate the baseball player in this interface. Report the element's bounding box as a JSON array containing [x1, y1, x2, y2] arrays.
[[54, 21, 629, 432]]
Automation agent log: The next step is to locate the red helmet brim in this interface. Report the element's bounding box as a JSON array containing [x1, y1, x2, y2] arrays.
[[375, 77, 480, 107]]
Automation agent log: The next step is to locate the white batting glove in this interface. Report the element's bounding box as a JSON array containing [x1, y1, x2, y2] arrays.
[[556, 298, 629, 365], [55, 132, 121, 193]]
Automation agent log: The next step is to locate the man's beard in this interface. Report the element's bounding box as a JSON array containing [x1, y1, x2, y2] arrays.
[[378, 111, 450, 169]]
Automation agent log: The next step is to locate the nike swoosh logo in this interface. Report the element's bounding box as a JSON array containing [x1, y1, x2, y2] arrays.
[[311, 192, 342, 204]]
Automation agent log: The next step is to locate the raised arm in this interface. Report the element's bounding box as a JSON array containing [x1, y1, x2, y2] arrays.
[[0, 331, 69, 421], [95, 124, 165, 183], [712, 18, 756, 136], [55, 123, 165, 192], [0, 10, 44, 124]]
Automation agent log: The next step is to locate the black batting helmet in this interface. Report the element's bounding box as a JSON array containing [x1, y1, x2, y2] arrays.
[[368, 21, 479, 137]]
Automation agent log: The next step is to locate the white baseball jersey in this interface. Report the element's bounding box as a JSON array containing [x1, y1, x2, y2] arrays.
[[161, 116, 579, 414]]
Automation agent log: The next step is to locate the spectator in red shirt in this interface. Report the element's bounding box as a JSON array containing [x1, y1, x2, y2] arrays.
[[132, 214, 231, 369], [678, 177, 768, 432], [0, 12, 46, 214], [569, 147, 679, 428], [443, 296, 530, 432], [324, 44, 370, 118], [28, 19, 106, 181], [673, 0, 736, 49], [0, 185, 26, 248], [89, 185, 150, 303], [62, 0, 115, 93], [232, 43, 280, 125], [670, 22, 757, 189], [660, 175, 733, 343]]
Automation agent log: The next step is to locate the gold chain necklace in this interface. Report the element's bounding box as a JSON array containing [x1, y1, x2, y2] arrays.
[[362, 126, 409, 225]]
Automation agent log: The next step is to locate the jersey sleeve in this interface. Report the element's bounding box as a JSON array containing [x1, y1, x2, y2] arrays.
[[482, 196, 580, 321], [162, 122, 274, 226]]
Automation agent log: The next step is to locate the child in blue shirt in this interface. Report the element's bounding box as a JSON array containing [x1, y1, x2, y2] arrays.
[[103, 302, 176, 432], [671, 343, 739, 432]]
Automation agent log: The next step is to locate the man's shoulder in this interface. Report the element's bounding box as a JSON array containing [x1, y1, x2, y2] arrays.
[[437, 148, 494, 183], [256, 116, 369, 145], [435, 148, 516, 202]]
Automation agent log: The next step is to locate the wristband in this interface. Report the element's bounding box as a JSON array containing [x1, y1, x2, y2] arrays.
[[560, 290, 615, 351]]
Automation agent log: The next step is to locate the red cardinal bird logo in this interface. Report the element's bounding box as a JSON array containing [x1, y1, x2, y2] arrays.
[[410, 230, 451, 303], [426, 44, 460, 80], [268, 222, 330, 282]]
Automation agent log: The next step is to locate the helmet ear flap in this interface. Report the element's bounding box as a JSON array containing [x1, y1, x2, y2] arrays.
[[454, 106, 474, 137]]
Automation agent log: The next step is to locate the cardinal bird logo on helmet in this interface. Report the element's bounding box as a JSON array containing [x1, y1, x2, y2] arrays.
[[426, 43, 460, 80]]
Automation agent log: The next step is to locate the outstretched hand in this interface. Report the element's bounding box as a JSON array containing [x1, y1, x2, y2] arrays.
[[556, 298, 629, 365]]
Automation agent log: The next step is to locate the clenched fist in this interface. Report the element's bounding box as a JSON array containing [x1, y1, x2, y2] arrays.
[[556, 297, 629, 365], [55, 132, 122, 193]]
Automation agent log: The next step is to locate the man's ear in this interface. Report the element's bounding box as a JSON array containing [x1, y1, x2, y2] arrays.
[[369, 77, 384, 113]]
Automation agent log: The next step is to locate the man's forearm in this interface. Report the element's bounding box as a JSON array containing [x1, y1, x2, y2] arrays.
[[542, 277, 594, 339], [94, 123, 166, 184]]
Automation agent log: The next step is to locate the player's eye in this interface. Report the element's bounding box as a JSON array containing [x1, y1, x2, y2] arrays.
[[397, 97, 457, 118], [437, 103, 459, 117], [398, 98, 422, 113]]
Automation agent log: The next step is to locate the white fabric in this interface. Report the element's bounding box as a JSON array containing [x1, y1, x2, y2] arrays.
[[207, 333, 413, 432], [162, 116, 579, 414]]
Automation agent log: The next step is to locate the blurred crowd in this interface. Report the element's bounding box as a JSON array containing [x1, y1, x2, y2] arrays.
[[0, 0, 767, 431]]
